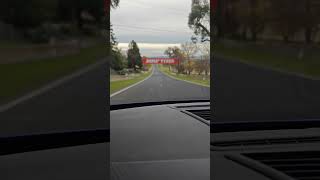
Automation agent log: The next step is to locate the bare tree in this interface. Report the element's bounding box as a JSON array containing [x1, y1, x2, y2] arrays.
[[181, 42, 198, 60], [164, 46, 186, 74], [181, 42, 198, 75], [268, 0, 302, 43], [197, 42, 210, 76]]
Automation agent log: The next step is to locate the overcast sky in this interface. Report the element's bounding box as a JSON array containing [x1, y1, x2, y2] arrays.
[[111, 0, 194, 56]]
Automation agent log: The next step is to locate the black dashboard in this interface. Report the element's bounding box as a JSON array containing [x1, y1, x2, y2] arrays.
[[2, 100, 319, 180], [110, 101, 210, 180], [211, 126, 320, 180]]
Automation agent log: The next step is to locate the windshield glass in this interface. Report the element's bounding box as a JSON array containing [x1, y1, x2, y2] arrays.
[[110, 0, 211, 105]]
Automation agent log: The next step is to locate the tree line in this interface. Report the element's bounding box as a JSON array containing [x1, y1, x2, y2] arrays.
[[0, 0, 106, 42], [110, 1, 143, 73], [111, 40, 143, 72], [214, 0, 320, 43], [164, 42, 210, 76]]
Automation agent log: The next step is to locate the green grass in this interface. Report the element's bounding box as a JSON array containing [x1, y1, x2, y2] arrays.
[[110, 69, 152, 95], [0, 44, 107, 104], [158, 65, 210, 87], [215, 44, 320, 79]]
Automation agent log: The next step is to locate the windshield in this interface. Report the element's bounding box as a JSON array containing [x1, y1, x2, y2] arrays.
[[110, 0, 211, 105]]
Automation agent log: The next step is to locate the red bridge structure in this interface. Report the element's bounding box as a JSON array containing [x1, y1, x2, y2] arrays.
[[142, 57, 179, 65]]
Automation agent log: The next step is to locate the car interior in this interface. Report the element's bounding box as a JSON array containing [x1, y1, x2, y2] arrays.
[[110, 101, 210, 180], [211, 121, 320, 180]]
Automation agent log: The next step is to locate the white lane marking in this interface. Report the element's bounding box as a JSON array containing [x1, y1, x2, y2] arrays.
[[0, 58, 108, 113], [110, 66, 155, 98]]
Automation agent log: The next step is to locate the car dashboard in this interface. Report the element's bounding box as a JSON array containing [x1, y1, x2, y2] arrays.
[[211, 128, 320, 180], [110, 101, 210, 180]]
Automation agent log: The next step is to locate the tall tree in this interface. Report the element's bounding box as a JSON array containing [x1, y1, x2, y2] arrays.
[[248, 0, 265, 41], [164, 46, 186, 74], [231, 0, 266, 41], [189, 0, 210, 42], [110, 0, 120, 48], [269, 0, 301, 43], [197, 42, 210, 76], [181, 42, 198, 60], [56, 0, 106, 29], [111, 47, 125, 71], [0, 0, 58, 28], [301, 0, 320, 43], [181, 42, 198, 75], [213, 0, 232, 39], [127, 40, 142, 71]]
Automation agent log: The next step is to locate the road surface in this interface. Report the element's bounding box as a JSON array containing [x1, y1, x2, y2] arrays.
[[0, 61, 108, 137], [214, 57, 320, 122], [111, 65, 210, 105], [2, 56, 319, 136]]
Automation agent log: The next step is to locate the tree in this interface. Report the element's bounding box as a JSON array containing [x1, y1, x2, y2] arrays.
[[301, 0, 320, 43], [188, 0, 210, 42], [0, 0, 58, 28], [200, 44, 210, 75], [184, 60, 195, 75], [198, 42, 210, 57], [111, 47, 125, 71], [247, 0, 266, 41], [212, 0, 235, 40], [228, 0, 266, 41], [164, 46, 186, 74], [181, 42, 198, 75], [127, 40, 142, 71], [194, 42, 210, 76], [181, 42, 198, 60], [111, 0, 120, 8], [56, 0, 106, 29], [110, 0, 120, 48], [269, 0, 302, 43], [110, 24, 117, 47]]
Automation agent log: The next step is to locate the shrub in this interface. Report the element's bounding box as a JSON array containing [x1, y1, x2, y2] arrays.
[[25, 23, 59, 43], [118, 69, 129, 75]]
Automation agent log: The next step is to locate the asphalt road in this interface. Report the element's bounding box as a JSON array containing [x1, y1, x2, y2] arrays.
[[110, 65, 210, 105], [214, 57, 320, 122], [2, 56, 318, 136], [0, 61, 108, 137]]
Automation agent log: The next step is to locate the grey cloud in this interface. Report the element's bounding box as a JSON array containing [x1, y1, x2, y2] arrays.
[[111, 0, 193, 44]]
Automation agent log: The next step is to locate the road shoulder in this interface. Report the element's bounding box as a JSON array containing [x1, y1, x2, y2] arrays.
[[0, 58, 107, 113], [158, 65, 210, 88], [110, 66, 154, 97]]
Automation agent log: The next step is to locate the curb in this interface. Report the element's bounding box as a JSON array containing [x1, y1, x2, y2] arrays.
[[110, 66, 154, 97], [0, 58, 108, 113]]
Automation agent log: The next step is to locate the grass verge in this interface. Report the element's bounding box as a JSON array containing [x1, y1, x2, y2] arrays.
[[158, 65, 210, 87], [0, 44, 107, 105], [110, 68, 153, 95], [215, 44, 320, 79]]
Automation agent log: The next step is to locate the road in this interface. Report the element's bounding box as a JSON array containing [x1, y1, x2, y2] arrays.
[[2, 56, 318, 135], [111, 65, 210, 105], [0, 61, 108, 137], [214, 57, 320, 122]]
